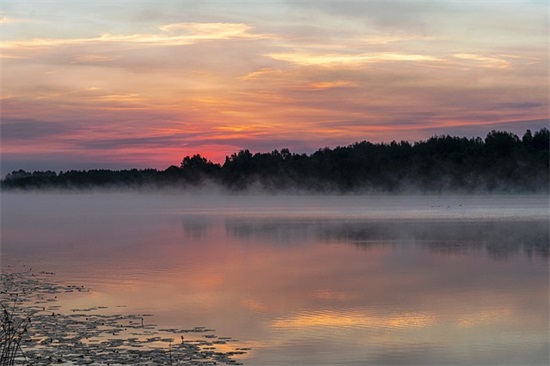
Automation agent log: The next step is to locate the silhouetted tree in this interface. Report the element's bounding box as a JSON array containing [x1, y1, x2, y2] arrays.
[[1, 128, 548, 192]]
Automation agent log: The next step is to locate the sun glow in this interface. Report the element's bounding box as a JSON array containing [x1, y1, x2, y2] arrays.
[[1, 1, 546, 173]]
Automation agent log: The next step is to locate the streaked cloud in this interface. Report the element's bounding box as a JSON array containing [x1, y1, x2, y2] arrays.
[[239, 67, 283, 81], [296, 81, 359, 90], [71, 54, 120, 63], [267, 52, 442, 67], [1, 22, 276, 57], [158, 22, 275, 40], [358, 34, 445, 45], [1, 118, 79, 140], [0, 0, 547, 174], [0, 15, 25, 24], [453, 53, 510, 69]]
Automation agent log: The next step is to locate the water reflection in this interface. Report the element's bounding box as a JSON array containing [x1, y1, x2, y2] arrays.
[[223, 218, 549, 259], [181, 216, 213, 240], [1, 193, 548, 365], [181, 216, 548, 365]]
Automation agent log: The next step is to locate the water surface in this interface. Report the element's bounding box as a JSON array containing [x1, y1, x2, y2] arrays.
[[1, 193, 548, 365]]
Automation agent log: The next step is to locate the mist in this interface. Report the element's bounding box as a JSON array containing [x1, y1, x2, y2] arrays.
[[1, 191, 548, 365]]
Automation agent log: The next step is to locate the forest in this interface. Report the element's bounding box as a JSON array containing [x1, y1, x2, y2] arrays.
[[2, 128, 548, 193]]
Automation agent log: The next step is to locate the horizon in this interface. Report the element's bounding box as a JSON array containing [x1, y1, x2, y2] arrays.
[[1, 126, 546, 181], [0, 125, 547, 177], [1, 1, 548, 176]]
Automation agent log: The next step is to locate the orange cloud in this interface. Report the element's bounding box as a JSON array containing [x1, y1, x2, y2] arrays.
[[0, 22, 276, 58], [358, 34, 444, 45], [158, 22, 275, 41], [454, 53, 510, 69], [71, 54, 119, 63], [267, 52, 442, 67], [239, 67, 284, 81], [293, 80, 359, 90], [1, 2, 546, 174]]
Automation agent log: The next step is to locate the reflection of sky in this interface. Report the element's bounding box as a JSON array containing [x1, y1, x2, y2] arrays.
[[1, 193, 548, 365]]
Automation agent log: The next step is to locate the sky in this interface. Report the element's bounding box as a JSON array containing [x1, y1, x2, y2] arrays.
[[1, 0, 548, 175]]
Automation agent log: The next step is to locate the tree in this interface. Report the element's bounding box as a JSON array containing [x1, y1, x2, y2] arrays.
[[484, 130, 520, 157], [181, 154, 210, 169]]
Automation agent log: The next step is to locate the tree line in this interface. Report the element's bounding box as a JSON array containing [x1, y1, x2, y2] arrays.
[[2, 128, 548, 193]]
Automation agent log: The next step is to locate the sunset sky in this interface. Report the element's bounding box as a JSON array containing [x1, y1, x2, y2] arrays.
[[1, 0, 548, 174]]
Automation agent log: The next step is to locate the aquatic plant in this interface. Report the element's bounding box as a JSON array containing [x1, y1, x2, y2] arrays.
[[1, 269, 249, 365], [0, 295, 31, 365]]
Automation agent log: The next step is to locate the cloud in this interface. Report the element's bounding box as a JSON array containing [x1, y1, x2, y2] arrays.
[[0, 15, 27, 24], [1, 1, 546, 174], [158, 22, 274, 40], [266, 51, 442, 67], [0, 118, 79, 140], [239, 67, 283, 81], [2, 32, 193, 49], [294, 81, 359, 91], [498, 102, 544, 110], [71, 54, 120, 64], [454, 54, 510, 69], [358, 34, 444, 45], [0, 22, 276, 57], [80, 135, 190, 149], [94, 93, 144, 103]]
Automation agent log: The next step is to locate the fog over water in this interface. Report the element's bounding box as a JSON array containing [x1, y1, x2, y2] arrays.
[[1, 193, 548, 365]]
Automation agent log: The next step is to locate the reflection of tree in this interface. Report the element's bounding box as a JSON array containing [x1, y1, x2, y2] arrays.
[[224, 219, 548, 259], [225, 219, 314, 245], [181, 217, 215, 240], [339, 221, 549, 259]]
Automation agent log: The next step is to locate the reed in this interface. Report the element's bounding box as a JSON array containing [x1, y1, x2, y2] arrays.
[[0, 295, 30, 366]]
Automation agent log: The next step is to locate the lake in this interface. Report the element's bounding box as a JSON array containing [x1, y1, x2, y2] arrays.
[[1, 193, 548, 365]]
